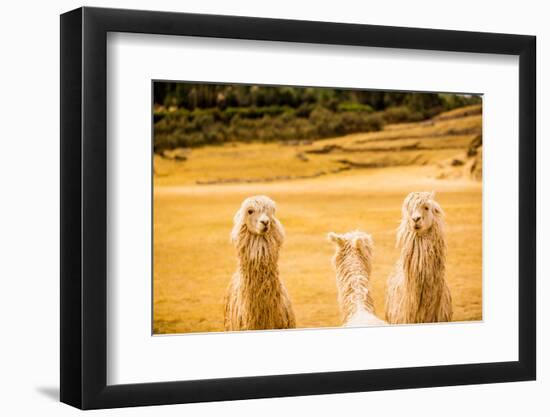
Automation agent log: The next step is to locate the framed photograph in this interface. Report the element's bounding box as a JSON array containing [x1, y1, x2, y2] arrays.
[[60, 6, 536, 409]]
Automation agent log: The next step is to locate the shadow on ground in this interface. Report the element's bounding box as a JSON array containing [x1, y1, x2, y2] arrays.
[[36, 386, 59, 401]]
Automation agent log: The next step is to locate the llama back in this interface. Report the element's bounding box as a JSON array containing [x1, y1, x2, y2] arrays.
[[328, 231, 386, 327], [345, 308, 386, 327]]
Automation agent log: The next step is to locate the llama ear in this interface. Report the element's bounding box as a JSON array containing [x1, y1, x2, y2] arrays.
[[353, 235, 373, 255], [230, 208, 244, 244], [272, 216, 285, 243], [430, 190, 436, 199], [327, 232, 345, 246], [432, 201, 444, 216]]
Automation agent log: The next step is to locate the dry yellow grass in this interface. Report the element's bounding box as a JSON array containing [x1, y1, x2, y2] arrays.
[[153, 106, 482, 334]]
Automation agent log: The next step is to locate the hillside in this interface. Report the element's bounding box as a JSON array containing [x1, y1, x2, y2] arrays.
[[154, 104, 482, 186]]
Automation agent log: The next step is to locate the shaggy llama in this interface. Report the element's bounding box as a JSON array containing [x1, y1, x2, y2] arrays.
[[224, 195, 296, 331], [385, 191, 453, 324], [329, 231, 386, 327]]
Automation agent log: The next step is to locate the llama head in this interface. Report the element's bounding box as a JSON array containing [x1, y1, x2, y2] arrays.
[[328, 230, 374, 273], [398, 191, 444, 238], [231, 195, 285, 247]]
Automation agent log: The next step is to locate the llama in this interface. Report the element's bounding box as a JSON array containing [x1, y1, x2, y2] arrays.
[[224, 195, 296, 331], [385, 191, 453, 324], [328, 231, 386, 327]]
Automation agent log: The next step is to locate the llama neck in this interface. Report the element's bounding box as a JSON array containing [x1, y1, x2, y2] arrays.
[[238, 258, 280, 287], [234, 234, 286, 330], [400, 227, 446, 309], [336, 255, 375, 323], [237, 234, 281, 292]]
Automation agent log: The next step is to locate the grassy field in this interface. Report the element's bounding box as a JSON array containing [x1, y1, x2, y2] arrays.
[[153, 105, 482, 334]]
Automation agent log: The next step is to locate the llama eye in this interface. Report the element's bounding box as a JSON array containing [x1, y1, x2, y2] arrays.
[[424, 206, 429, 211], [247, 209, 254, 215]]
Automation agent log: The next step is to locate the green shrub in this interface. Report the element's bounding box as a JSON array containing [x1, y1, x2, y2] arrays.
[[153, 105, 386, 152], [337, 102, 374, 113], [382, 106, 413, 123], [295, 103, 315, 118]]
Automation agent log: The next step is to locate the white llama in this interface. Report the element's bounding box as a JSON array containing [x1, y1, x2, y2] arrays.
[[224, 195, 296, 331], [328, 231, 386, 327], [385, 191, 452, 324]]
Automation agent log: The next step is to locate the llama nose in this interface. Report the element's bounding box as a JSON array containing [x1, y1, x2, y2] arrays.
[[412, 216, 421, 223], [260, 219, 270, 226]]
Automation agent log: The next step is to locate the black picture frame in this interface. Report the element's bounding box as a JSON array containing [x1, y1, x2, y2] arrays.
[[60, 6, 536, 410]]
